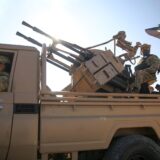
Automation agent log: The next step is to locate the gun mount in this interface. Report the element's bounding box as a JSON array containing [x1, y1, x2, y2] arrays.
[[17, 21, 141, 93]]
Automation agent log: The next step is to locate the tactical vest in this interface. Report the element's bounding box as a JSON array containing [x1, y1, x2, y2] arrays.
[[135, 54, 160, 73]]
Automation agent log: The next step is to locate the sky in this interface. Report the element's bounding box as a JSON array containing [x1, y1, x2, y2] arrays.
[[0, 0, 160, 91]]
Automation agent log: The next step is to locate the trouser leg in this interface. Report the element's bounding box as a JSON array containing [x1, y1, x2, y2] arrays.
[[134, 70, 156, 92], [134, 71, 144, 91]]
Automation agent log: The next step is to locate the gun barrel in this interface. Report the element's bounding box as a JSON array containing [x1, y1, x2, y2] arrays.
[[47, 58, 69, 72], [86, 38, 114, 49], [60, 40, 93, 60], [55, 48, 84, 62], [47, 54, 71, 70], [22, 21, 33, 29], [22, 21, 55, 41], [50, 48, 80, 66], [16, 31, 42, 47]]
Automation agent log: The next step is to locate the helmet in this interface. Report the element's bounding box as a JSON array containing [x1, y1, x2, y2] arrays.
[[0, 55, 10, 64], [140, 43, 151, 52]]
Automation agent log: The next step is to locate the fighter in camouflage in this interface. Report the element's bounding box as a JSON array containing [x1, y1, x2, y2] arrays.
[[0, 55, 10, 92]]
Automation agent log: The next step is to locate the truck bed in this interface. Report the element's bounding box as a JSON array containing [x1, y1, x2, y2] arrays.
[[40, 92, 160, 154]]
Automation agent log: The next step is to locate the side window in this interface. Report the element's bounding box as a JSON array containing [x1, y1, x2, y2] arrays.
[[0, 51, 14, 92]]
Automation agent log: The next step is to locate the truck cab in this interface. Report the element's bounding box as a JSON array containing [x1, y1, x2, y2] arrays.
[[0, 44, 39, 160]]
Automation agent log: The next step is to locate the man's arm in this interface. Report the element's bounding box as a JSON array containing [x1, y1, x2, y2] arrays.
[[144, 55, 160, 73]]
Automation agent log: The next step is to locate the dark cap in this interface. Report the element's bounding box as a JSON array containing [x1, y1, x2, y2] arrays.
[[155, 84, 160, 88]]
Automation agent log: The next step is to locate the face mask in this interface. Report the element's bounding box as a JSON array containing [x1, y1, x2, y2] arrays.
[[143, 50, 150, 57]]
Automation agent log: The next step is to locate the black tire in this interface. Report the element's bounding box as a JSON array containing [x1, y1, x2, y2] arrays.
[[103, 135, 160, 160]]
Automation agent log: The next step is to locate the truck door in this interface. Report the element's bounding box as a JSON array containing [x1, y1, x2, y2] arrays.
[[0, 93, 13, 160], [0, 50, 15, 160]]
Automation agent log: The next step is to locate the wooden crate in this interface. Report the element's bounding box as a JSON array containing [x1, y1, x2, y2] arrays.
[[71, 50, 124, 92]]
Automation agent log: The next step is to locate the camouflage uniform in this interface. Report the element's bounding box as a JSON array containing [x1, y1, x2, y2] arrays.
[[0, 72, 9, 91], [134, 54, 160, 91], [0, 55, 10, 92]]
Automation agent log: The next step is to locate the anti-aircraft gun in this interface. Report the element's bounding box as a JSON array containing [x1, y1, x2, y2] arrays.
[[16, 21, 141, 93]]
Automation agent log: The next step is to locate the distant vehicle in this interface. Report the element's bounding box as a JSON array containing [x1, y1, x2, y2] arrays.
[[145, 24, 160, 39]]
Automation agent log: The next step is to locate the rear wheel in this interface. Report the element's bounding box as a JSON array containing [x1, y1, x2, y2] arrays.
[[103, 135, 160, 160]]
